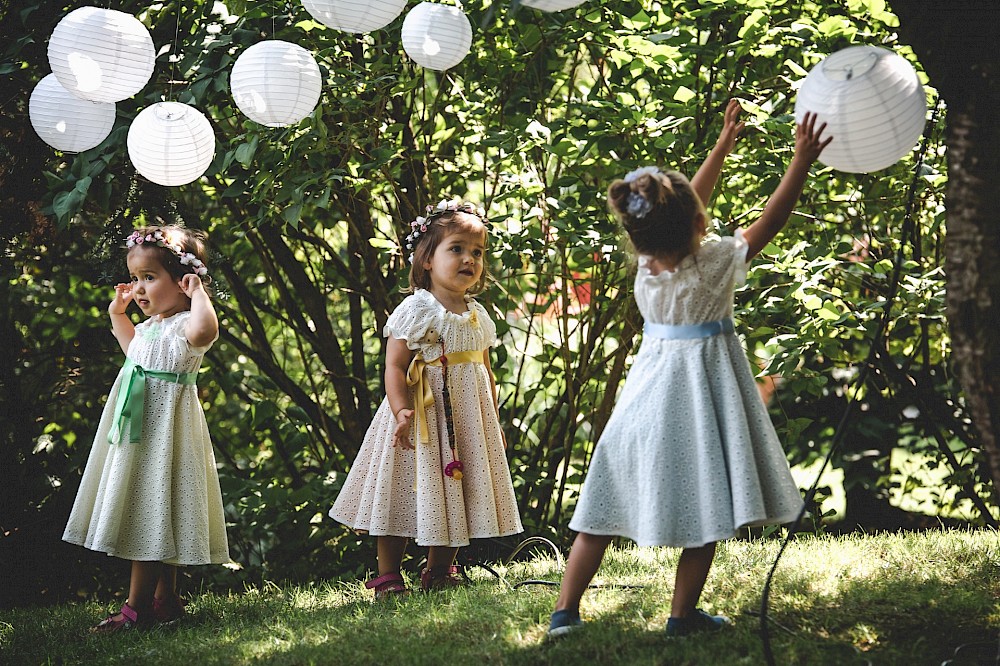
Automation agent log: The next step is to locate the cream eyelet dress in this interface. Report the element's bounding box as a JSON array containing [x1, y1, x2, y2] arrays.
[[330, 289, 523, 547], [569, 231, 804, 548], [63, 311, 230, 565]]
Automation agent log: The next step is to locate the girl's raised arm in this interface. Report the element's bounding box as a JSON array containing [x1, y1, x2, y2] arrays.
[[741, 112, 832, 260], [180, 274, 219, 348], [690, 99, 745, 207], [108, 283, 136, 354]]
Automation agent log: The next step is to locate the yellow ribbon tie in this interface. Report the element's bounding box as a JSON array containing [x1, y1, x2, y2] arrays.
[[404, 350, 484, 445]]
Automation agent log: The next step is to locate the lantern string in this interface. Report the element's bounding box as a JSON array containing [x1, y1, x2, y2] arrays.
[[758, 95, 942, 666], [169, 1, 182, 101]]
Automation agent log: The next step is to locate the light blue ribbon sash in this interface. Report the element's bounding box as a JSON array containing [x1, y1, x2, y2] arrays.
[[108, 358, 198, 444], [643, 318, 735, 339]]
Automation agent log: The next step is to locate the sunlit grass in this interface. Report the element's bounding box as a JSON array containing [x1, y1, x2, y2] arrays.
[[2, 530, 997, 665]]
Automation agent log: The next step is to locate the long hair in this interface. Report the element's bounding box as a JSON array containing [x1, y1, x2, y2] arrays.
[[607, 170, 705, 259]]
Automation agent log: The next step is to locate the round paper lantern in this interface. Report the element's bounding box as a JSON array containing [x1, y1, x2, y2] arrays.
[[231, 41, 322, 127], [301, 0, 407, 33], [794, 45, 926, 173], [47, 6, 155, 103], [127, 102, 215, 187], [520, 0, 588, 11], [401, 3, 472, 71], [29, 74, 116, 152]]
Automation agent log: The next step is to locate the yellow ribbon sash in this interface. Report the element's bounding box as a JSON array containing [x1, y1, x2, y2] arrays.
[[108, 358, 198, 445], [405, 349, 484, 444]]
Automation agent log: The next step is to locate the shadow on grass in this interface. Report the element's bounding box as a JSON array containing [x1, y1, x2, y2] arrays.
[[1, 537, 996, 666]]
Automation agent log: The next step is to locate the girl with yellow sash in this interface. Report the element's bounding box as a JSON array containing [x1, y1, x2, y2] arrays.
[[330, 200, 522, 597]]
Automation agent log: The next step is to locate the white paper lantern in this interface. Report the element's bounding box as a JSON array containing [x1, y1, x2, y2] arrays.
[[794, 45, 926, 173], [301, 0, 407, 33], [47, 6, 155, 103], [29, 74, 116, 153], [127, 102, 215, 187], [520, 0, 588, 11], [401, 3, 472, 71], [231, 41, 322, 127]]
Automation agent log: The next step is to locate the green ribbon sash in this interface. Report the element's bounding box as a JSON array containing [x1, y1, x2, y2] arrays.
[[108, 358, 198, 444]]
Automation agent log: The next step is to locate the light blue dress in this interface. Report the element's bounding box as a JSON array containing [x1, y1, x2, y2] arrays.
[[569, 231, 804, 548]]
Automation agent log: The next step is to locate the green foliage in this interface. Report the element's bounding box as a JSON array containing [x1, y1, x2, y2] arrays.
[[2, 0, 996, 602]]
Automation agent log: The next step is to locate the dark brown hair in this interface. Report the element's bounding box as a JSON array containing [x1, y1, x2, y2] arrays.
[[406, 210, 489, 295], [607, 170, 705, 259], [127, 225, 211, 287]]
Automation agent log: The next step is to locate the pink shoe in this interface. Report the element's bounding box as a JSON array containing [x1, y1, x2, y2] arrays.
[[419, 565, 467, 591], [365, 572, 409, 599], [90, 602, 150, 634], [152, 594, 186, 623]]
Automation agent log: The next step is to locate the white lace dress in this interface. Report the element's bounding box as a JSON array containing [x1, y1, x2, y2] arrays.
[[63, 311, 230, 565], [569, 232, 804, 548], [330, 289, 523, 547]]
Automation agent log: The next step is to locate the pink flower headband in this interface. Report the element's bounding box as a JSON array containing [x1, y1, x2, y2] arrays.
[[126, 229, 209, 278], [404, 199, 488, 264]]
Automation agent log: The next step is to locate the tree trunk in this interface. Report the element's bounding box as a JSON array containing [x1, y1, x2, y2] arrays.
[[892, 1, 1000, 503]]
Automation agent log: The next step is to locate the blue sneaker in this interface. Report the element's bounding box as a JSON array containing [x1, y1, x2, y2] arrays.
[[547, 609, 584, 638], [665, 608, 731, 637]]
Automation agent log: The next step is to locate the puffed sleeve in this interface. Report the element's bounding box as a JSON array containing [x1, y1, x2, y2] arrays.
[[383, 291, 441, 350], [172, 311, 218, 354], [470, 299, 500, 349]]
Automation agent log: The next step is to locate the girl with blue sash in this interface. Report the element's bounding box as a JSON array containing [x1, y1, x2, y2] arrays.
[[549, 103, 832, 638]]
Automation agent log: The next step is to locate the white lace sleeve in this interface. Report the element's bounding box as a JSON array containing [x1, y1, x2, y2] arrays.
[[383, 292, 441, 350], [172, 311, 217, 354], [472, 300, 500, 348]]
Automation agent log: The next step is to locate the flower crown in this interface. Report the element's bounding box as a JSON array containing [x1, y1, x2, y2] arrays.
[[404, 199, 488, 264], [623, 165, 661, 219], [126, 229, 209, 278]]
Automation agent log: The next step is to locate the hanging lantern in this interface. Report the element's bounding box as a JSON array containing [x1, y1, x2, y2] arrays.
[[29, 74, 116, 153], [127, 102, 215, 187], [47, 6, 155, 103], [301, 0, 407, 33], [794, 45, 926, 174], [520, 0, 588, 11], [401, 3, 472, 71], [230, 40, 322, 127]]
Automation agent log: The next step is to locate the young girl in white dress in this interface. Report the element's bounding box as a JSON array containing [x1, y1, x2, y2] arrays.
[[63, 226, 229, 632], [548, 103, 833, 637], [330, 200, 522, 597]]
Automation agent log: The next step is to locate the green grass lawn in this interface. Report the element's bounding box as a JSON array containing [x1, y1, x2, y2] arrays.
[[2, 530, 997, 665]]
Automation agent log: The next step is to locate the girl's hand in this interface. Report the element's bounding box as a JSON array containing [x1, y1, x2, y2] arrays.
[[393, 409, 415, 450], [109, 283, 133, 315], [793, 111, 833, 165], [715, 99, 746, 156], [179, 273, 207, 298]]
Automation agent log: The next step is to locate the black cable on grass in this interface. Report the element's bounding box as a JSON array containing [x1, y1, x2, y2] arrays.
[[760, 98, 942, 666], [462, 535, 645, 591]]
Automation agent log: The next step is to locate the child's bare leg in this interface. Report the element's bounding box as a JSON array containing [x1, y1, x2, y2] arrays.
[[670, 542, 717, 618], [425, 546, 459, 570], [554, 532, 614, 614], [377, 536, 408, 575], [128, 560, 162, 612], [154, 563, 178, 600]]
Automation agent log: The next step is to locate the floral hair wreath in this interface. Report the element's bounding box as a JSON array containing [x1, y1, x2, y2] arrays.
[[126, 229, 209, 279], [622, 165, 661, 219], [404, 199, 488, 264]]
